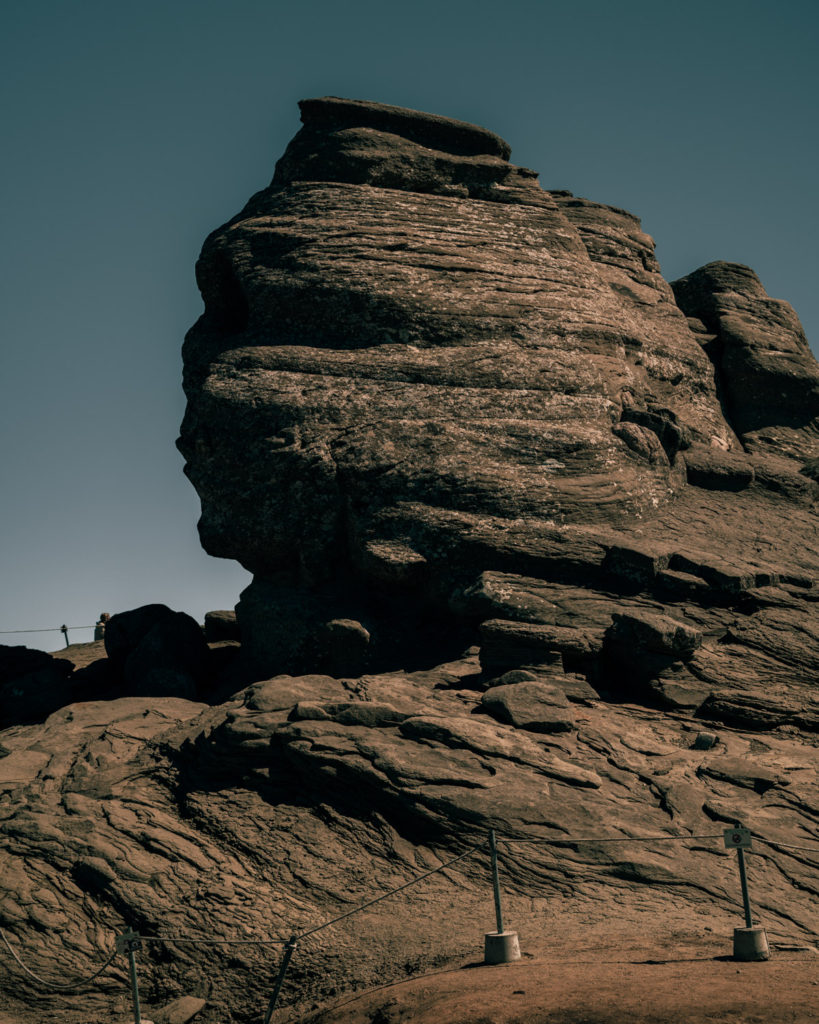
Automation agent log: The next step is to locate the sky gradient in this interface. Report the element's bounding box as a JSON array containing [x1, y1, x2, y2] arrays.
[[2, 0, 817, 649]]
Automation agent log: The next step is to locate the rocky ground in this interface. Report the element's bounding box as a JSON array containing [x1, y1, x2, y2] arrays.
[[300, 946, 819, 1024], [1, 642, 817, 1023], [2, 97, 819, 1023]]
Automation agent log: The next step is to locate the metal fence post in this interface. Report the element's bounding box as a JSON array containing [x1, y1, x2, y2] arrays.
[[262, 935, 298, 1024], [116, 928, 142, 1024], [484, 830, 520, 964], [736, 846, 753, 929], [489, 828, 504, 935], [723, 823, 769, 961]]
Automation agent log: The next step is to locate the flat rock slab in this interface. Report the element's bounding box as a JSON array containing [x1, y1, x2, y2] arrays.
[[481, 681, 576, 733]]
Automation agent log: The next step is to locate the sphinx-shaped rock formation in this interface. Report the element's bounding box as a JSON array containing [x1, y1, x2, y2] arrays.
[[179, 97, 819, 687], [2, 99, 818, 1024]]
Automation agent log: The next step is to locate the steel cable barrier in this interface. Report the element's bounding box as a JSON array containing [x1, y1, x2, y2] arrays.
[[0, 823, 816, 1023]]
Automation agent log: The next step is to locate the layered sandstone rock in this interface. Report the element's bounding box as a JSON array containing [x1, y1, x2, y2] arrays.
[[178, 97, 818, 688], [2, 99, 818, 1024], [672, 261, 819, 457], [1, 657, 818, 1024]]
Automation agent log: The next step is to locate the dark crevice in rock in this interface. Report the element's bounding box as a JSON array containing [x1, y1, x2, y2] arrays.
[[619, 405, 692, 462], [196, 250, 249, 335]]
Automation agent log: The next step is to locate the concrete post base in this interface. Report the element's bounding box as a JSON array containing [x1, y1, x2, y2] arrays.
[[733, 926, 770, 961], [484, 930, 521, 964]]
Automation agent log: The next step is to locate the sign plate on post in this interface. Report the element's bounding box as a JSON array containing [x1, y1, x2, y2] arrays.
[[724, 827, 752, 849], [115, 928, 142, 953]]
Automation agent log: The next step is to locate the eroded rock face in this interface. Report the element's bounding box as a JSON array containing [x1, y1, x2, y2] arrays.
[[1, 658, 817, 1024], [672, 261, 819, 457], [7, 99, 817, 1024], [178, 98, 818, 684]]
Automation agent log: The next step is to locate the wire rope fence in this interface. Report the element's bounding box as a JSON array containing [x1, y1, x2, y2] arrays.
[[0, 623, 98, 646], [0, 823, 816, 1023], [0, 929, 119, 991]]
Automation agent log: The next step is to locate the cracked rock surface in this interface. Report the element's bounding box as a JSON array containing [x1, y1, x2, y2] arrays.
[[1, 651, 818, 1022], [178, 97, 819, 687], [2, 98, 818, 1023]]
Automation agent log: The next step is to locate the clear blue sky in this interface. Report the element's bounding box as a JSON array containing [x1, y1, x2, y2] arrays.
[[1, 0, 817, 649]]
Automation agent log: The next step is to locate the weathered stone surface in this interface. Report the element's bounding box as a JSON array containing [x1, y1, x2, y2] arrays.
[[2, 652, 818, 1024], [602, 543, 671, 587], [751, 452, 819, 504], [271, 96, 528, 200], [290, 699, 408, 727], [481, 680, 576, 733], [683, 445, 755, 491], [696, 756, 786, 793], [203, 609, 239, 642], [6, 98, 819, 1024], [178, 97, 818, 697], [671, 261, 819, 458], [696, 692, 819, 732], [177, 97, 758, 678], [153, 996, 207, 1024], [478, 619, 573, 674]]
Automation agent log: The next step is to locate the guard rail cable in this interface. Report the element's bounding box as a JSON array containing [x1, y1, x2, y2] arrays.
[[0, 928, 118, 990], [0, 626, 95, 634], [0, 825, 816, 1023], [0, 623, 97, 647]]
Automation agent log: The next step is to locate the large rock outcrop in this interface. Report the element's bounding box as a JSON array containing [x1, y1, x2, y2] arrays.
[[178, 96, 819, 684], [2, 100, 818, 1024], [672, 261, 819, 457]]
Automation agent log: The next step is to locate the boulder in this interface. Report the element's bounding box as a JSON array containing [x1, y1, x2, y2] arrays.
[[0, 646, 74, 727], [178, 96, 747, 678], [671, 261, 819, 458], [105, 604, 209, 698], [317, 618, 371, 677], [204, 609, 240, 642], [178, 96, 819, 690], [171, 95, 819, 774], [481, 680, 576, 733]]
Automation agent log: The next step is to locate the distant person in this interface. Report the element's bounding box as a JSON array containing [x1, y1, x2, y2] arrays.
[[94, 612, 110, 642]]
